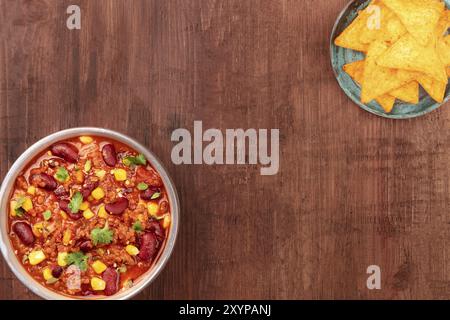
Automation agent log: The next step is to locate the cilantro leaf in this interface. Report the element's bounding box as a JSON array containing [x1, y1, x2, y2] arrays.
[[66, 251, 88, 271], [137, 182, 148, 191], [55, 167, 69, 183], [91, 223, 114, 246], [68, 192, 83, 214], [132, 220, 143, 233], [14, 197, 26, 217], [123, 154, 147, 166], [43, 210, 52, 221]]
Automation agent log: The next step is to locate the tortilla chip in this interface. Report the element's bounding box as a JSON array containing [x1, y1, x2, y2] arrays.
[[381, 0, 445, 46], [343, 60, 395, 112], [361, 41, 416, 103], [334, 8, 370, 52], [344, 60, 420, 106], [376, 94, 396, 112], [447, 67, 450, 78], [436, 9, 450, 36], [438, 35, 450, 66], [335, 0, 406, 52], [359, 1, 407, 45], [343, 60, 365, 82], [390, 81, 420, 104], [377, 33, 448, 84], [417, 74, 446, 103]]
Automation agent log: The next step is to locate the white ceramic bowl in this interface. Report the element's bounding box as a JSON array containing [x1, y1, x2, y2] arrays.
[[0, 127, 179, 300]]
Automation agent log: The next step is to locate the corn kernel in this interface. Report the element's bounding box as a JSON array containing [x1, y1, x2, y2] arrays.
[[92, 260, 107, 274], [59, 210, 67, 220], [163, 215, 171, 229], [83, 208, 94, 220], [91, 187, 105, 200], [29, 250, 46, 265], [91, 277, 106, 291], [22, 197, 33, 212], [57, 252, 68, 266], [97, 205, 108, 219], [113, 169, 127, 181], [27, 186, 36, 195], [43, 267, 53, 281], [63, 230, 71, 245], [95, 170, 106, 180], [125, 245, 140, 256], [79, 136, 93, 144], [32, 222, 44, 237], [76, 170, 84, 184], [80, 201, 89, 211], [147, 202, 159, 217]]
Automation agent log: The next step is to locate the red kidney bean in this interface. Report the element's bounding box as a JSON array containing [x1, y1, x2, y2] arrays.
[[136, 167, 163, 187], [52, 266, 63, 278], [51, 143, 79, 163], [12, 222, 35, 246], [105, 197, 129, 215], [81, 180, 99, 199], [102, 267, 119, 296], [79, 240, 93, 253], [29, 173, 57, 191], [59, 199, 82, 220], [138, 232, 159, 262], [147, 221, 164, 241], [139, 187, 160, 201], [54, 185, 69, 198], [101, 144, 117, 167]]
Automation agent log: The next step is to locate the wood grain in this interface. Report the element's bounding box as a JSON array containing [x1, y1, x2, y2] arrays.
[[1, 0, 450, 300]]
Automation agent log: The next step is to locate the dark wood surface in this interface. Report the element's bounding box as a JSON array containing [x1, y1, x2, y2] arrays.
[[1, 0, 450, 300]]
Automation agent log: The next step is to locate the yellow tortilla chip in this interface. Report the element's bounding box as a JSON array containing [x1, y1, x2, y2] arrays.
[[417, 74, 446, 103], [344, 60, 419, 106], [381, 0, 445, 46], [343, 60, 395, 112], [390, 81, 420, 104], [334, 9, 370, 52], [377, 33, 448, 84], [376, 94, 396, 113], [335, 0, 406, 52], [438, 35, 450, 66], [359, 1, 407, 45], [447, 67, 450, 77], [361, 41, 416, 103]]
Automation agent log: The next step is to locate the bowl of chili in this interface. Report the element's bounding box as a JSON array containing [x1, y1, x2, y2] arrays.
[[0, 127, 179, 299]]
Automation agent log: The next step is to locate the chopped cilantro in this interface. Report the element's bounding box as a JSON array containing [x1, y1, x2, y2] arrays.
[[55, 167, 69, 183], [66, 251, 88, 271], [14, 197, 26, 217], [43, 210, 52, 221], [68, 192, 83, 214], [91, 222, 114, 246], [132, 220, 143, 233], [123, 154, 147, 166]]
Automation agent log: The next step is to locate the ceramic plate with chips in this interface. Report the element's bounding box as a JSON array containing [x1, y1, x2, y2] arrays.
[[330, 0, 450, 119]]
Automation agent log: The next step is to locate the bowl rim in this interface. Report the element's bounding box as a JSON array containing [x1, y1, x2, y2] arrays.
[[329, 0, 450, 120], [0, 127, 180, 300]]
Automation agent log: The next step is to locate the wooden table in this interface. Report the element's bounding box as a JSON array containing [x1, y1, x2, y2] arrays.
[[1, 0, 450, 300]]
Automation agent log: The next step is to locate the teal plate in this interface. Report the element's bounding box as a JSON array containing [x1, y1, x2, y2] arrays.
[[330, 0, 450, 119]]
